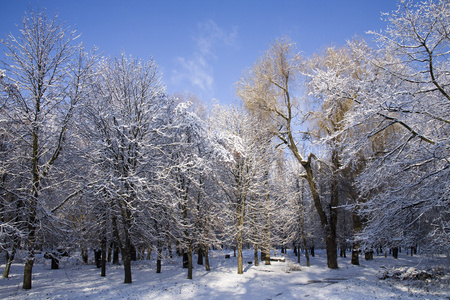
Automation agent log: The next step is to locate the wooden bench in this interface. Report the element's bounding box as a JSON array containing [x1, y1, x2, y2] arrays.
[[270, 257, 285, 262]]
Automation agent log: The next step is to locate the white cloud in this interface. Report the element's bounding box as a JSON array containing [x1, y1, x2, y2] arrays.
[[171, 20, 238, 97]]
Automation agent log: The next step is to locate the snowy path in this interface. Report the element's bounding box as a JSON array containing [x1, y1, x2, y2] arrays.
[[1, 250, 448, 299]]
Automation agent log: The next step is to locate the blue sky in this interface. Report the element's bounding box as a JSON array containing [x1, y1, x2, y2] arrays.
[[1, 0, 400, 105]]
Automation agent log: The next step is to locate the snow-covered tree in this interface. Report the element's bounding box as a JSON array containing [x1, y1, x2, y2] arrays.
[[237, 38, 341, 269], [308, 0, 449, 254], [354, 0, 450, 254], [79, 53, 167, 283], [277, 159, 316, 266], [0, 8, 97, 288], [306, 41, 372, 265], [212, 104, 276, 274], [165, 98, 230, 279]]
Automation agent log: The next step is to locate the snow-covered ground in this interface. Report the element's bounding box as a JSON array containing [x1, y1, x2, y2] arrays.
[[1, 249, 449, 299]]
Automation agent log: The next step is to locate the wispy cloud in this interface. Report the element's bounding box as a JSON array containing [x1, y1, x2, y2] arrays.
[[171, 20, 238, 97]]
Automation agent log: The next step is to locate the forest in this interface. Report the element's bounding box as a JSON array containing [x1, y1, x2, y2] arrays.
[[0, 0, 448, 295]]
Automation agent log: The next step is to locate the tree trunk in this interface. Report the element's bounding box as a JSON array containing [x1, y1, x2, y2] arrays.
[[351, 243, 360, 266], [122, 235, 132, 283], [113, 245, 120, 265], [187, 245, 193, 279], [107, 243, 112, 263], [51, 255, 59, 269], [122, 246, 132, 284], [237, 238, 243, 274], [351, 200, 363, 265], [123, 256, 132, 284], [81, 246, 88, 264], [95, 249, 102, 268], [183, 252, 189, 268], [23, 258, 34, 290], [365, 249, 373, 260], [101, 238, 107, 277], [302, 160, 337, 268], [325, 233, 338, 269], [2, 248, 16, 278], [156, 257, 162, 274], [197, 247, 203, 265], [168, 243, 173, 259], [254, 245, 259, 266], [130, 244, 137, 261], [156, 246, 162, 273], [392, 247, 399, 259], [23, 201, 37, 289], [340, 244, 346, 257], [204, 247, 210, 271], [303, 236, 310, 267], [261, 241, 271, 265], [325, 150, 339, 269]]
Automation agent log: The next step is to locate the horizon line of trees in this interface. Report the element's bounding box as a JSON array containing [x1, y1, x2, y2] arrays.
[[1, 0, 448, 290]]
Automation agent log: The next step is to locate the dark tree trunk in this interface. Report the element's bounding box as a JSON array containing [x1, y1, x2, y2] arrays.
[[23, 258, 34, 290], [130, 244, 137, 261], [351, 244, 360, 266], [301, 156, 337, 269], [101, 238, 107, 277], [168, 246, 172, 259], [121, 230, 133, 283], [51, 255, 59, 269], [187, 246, 193, 279], [183, 252, 189, 268], [156, 246, 162, 273], [325, 234, 338, 269], [81, 246, 88, 264], [204, 247, 210, 271], [340, 244, 345, 257], [326, 151, 340, 269], [123, 256, 132, 284], [113, 245, 120, 265], [351, 206, 363, 266], [107, 243, 112, 263], [122, 244, 132, 284], [95, 250, 102, 268], [146, 248, 151, 260], [254, 245, 259, 266], [156, 258, 161, 273], [365, 250, 373, 260], [392, 247, 399, 259], [2, 248, 16, 278], [197, 247, 203, 265]]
